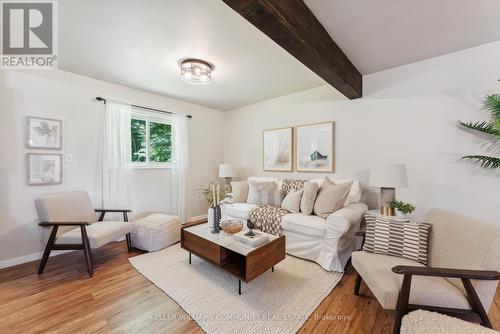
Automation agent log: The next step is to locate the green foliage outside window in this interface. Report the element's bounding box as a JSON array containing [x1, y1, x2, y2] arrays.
[[150, 122, 172, 162], [131, 119, 146, 162], [131, 118, 172, 163]]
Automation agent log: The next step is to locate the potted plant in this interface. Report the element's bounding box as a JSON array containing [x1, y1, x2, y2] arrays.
[[390, 200, 416, 218]]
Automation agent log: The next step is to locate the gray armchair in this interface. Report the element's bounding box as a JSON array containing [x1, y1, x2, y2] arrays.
[[35, 191, 135, 277]]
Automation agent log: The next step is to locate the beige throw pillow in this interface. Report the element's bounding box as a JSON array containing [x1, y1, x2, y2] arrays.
[[313, 177, 353, 218], [230, 181, 249, 203], [281, 190, 303, 213], [300, 181, 319, 215]]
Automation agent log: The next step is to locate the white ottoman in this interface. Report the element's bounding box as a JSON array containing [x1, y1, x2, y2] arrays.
[[131, 214, 181, 252]]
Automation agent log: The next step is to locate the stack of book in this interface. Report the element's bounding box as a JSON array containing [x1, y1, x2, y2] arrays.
[[234, 230, 269, 247]]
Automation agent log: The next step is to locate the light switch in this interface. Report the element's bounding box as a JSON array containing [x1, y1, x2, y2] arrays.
[[65, 154, 73, 163]]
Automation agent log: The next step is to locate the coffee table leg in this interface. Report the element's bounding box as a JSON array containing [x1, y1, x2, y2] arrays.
[[238, 279, 241, 295], [189, 252, 191, 264], [272, 266, 274, 272]]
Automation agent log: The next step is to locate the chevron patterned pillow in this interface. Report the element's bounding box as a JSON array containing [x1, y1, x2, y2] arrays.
[[363, 215, 431, 265]]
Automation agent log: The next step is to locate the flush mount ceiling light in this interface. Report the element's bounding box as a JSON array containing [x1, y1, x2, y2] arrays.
[[179, 58, 214, 84]]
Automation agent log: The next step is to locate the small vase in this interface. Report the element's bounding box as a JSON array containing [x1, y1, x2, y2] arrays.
[[395, 210, 407, 218], [209, 205, 222, 234]]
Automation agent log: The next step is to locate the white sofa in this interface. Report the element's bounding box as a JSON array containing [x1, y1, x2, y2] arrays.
[[222, 176, 368, 272]]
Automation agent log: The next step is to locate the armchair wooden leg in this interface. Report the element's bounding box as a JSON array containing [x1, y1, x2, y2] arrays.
[[462, 278, 492, 328], [393, 274, 412, 334], [80, 226, 94, 277], [126, 233, 132, 252], [38, 226, 59, 274], [354, 273, 362, 296]]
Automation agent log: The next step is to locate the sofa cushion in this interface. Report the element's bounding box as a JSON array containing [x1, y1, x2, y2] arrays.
[[247, 181, 281, 205], [351, 251, 470, 310], [310, 178, 361, 205], [224, 203, 258, 220], [300, 181, 319, 215], [230, 181, 249, 203], [56, 220, 135, 249], [281, 190, 302, 213], [281, 179, 307, 195], [313, 178, 353, 218], [282, 213, 326, 238]]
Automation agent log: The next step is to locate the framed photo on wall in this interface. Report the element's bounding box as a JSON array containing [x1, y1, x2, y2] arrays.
[[27, 153, 62, 186], [27, 116, 62, 149], [263, 127, 293, 172], [296, 122, 334, 172]]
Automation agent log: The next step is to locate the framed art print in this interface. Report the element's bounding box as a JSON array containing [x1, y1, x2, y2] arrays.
[[27, 153, 62, 186], [27, 116, 62, 149], [296, 122, 334, 172], [263, 127, 293, 172]]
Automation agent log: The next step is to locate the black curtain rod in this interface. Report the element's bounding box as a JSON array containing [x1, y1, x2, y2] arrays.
[[95, 97, 192, 119]]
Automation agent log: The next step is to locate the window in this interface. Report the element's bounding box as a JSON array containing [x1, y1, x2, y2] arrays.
[[131, 107, 173, 168]]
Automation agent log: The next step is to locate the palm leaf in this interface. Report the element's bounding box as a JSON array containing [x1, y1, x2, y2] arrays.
[[462, 155, 500, 169], [458, 121, 500, 137], [483, 94, 500, 120]]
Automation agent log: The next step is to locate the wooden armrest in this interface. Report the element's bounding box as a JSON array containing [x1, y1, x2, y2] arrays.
[[355, 230, 366, 237], [95, 209, 132, 213], [39, 221, 92, 227], [392, 265, 500, 280]]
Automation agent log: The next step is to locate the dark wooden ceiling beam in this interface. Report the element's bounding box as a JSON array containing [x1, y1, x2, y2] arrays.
[[222, 0, 362, 99]]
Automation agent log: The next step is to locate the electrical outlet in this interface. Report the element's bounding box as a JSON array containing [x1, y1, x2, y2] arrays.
[[65, 154, 73, 163]]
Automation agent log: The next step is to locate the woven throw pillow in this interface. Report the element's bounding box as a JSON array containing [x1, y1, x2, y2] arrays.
[[247, 181, 283, 206], [281, 179, 307, 195], [300, 181, 319, 215], [281, 190, 303, 213], [363, 216, 431, 265], [313, 177, 353, 218]]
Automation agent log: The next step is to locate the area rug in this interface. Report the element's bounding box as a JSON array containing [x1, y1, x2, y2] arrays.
[[129, 244, 343, 334]]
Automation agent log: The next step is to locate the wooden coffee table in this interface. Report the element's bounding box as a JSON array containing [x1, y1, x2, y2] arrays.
[[181, 222, 285, 294]]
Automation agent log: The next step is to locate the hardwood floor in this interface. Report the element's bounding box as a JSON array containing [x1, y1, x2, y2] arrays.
[[1, 241, 499, 334]]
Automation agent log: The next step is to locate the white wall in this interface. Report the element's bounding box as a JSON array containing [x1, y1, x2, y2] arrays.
[[0, 69, 224, 266], [224, 41, 500, 223]]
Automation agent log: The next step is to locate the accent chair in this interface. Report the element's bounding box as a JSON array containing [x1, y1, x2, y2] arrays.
[[352, 208, 500, 334], [35, 191, 135, 277]]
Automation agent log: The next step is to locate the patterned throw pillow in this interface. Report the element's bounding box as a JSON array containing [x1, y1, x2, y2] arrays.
[[247, 181, 284, 207], [363, 215, 431, 265], [281, 179, 307, 195]]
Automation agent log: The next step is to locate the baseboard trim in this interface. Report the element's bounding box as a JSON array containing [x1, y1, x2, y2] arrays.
[[0, 250, 73, 270], [187, 214, 207, 223], [1, 214, 208, 269]]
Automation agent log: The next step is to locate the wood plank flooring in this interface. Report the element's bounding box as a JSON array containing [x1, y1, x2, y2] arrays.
[[1, 241, 499, 334]]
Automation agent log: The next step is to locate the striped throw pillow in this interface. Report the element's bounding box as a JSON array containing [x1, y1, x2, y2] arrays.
[[363, 215, 431, 265], [247, 181, 284, 207]]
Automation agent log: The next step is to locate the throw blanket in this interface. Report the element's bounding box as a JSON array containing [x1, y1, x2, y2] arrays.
[[249, 179, 308, 235], [249, 205, 289, 235]]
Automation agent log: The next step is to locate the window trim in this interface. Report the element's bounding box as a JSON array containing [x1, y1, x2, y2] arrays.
[[131, 108, 173, 169]]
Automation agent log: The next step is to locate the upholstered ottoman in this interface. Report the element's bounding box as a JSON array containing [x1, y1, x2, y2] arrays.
[[131, 214, 181, 252]]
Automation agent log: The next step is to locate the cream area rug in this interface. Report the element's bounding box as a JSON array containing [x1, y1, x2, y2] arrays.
[[129, 244, 343, 334]]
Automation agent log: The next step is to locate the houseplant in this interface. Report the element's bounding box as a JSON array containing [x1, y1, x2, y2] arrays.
[[390, 201, 416, 218], [458, 80, 500, 169]]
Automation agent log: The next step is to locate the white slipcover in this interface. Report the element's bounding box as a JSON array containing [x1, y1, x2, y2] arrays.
[[221, 177, 367, 272]]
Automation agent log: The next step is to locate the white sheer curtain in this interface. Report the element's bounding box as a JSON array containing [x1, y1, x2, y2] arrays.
[[170, 114, 189, 223], [102, 101, 133, 209]]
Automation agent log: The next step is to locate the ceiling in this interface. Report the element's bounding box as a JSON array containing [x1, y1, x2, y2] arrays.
[[59, 0, 326, 111], [304, 0, 500, 74]]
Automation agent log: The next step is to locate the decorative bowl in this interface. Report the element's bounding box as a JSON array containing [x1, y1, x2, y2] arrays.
[[221, 220, 243, 234]]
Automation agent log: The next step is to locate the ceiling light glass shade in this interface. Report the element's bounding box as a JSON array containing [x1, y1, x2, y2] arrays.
[[180, 59, 213, 84]]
